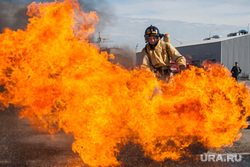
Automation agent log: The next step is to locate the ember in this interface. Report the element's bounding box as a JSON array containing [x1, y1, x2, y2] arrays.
[[0, 0, 249, 167]]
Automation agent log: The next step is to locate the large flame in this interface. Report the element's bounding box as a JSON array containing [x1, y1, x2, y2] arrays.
[[0, 0, 250, 166]]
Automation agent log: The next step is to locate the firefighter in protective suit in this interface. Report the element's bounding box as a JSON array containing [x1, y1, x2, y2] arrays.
[[141, 25, 186, 81]]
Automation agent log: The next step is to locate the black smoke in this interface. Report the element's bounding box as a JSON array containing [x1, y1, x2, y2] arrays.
[[0, 0, 115, 34], [0, 1, 29, 32]]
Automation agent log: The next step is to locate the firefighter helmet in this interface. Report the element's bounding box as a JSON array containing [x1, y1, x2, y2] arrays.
[[144, 25, 162, 42]]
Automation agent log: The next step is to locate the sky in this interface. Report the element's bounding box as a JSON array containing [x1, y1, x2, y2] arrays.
[[0, 0, 250, 52], [108, 0, 250, 26], [102, 0, 250, 51]]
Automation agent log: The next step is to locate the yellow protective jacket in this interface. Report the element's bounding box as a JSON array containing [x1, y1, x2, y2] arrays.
[[141, 40, 186, 70]]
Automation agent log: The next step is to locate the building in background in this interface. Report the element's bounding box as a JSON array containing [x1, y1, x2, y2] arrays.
[[176, 33, 250, 74]]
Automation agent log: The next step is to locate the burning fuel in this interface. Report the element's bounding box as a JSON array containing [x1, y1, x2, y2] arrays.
[[0, 0, 250, 167]]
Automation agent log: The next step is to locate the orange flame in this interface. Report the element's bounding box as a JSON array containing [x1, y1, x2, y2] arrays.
[[0, 0, 250, 166]]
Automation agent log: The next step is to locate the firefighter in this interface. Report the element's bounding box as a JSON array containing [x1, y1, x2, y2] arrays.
[[141, 25, 186, 81]]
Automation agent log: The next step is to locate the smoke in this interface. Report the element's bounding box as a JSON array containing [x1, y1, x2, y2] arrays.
[[105, 46, 136, 69], [78, 0, 116, 30], [0, 0, 115, 35], [0, 1, 29, 32]]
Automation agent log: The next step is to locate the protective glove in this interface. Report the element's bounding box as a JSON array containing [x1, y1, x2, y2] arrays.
[[179, 65, 186, 72]]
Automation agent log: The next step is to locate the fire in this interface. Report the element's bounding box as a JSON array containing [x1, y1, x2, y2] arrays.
[[0, 0, 249, 167]]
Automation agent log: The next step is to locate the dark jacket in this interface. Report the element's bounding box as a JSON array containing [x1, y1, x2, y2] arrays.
[[231, 66, 242, 77]]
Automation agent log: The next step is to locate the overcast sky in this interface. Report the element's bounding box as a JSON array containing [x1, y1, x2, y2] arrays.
[[107, 0, 250, 26], [101, 0, 250, 51], [0, 0, 250, 51]]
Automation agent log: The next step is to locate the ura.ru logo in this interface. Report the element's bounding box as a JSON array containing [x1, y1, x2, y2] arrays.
[[200, 153, 242, 162]]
